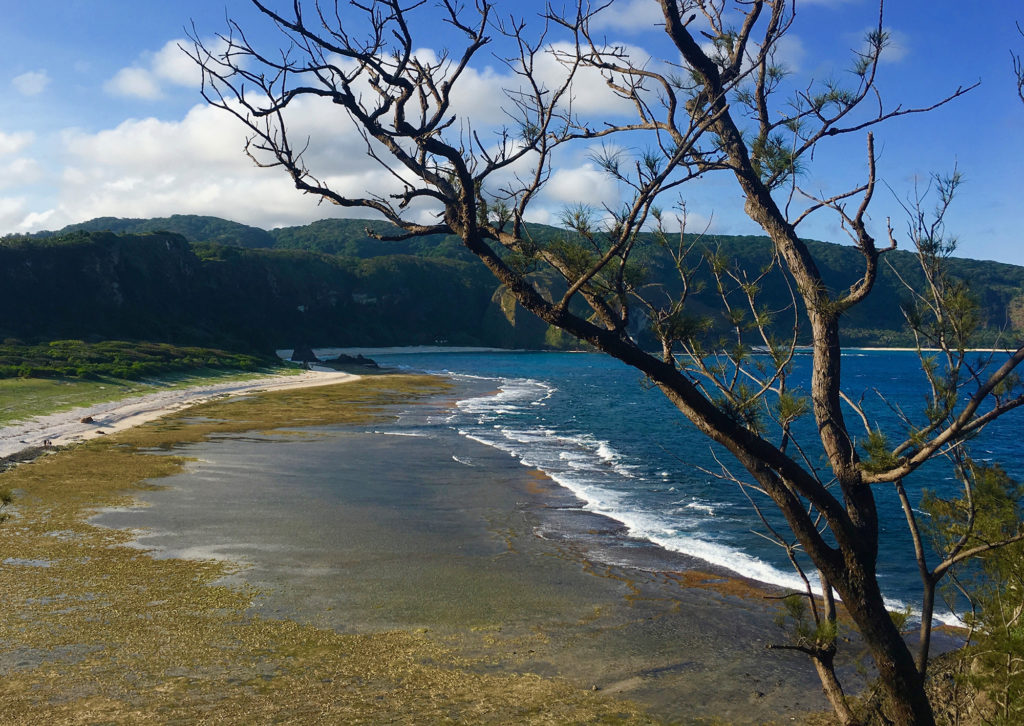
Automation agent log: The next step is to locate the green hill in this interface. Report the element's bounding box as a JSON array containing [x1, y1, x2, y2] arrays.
[[4, 215, 1020, 352], [0, 229, 544, 352], [33, 214, 276, 249]]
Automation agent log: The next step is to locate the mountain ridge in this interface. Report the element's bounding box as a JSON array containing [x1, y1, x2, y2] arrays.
[[4, 215, 1021, 352]]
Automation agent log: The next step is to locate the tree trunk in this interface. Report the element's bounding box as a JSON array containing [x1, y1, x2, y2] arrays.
[[918, 579, 937, 676], [836, 562, 936, 726], [814, 653, 860, 726]]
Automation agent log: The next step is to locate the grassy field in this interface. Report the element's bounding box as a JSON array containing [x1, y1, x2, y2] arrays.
[[0, 366, 301, 427], [0, 340, 269, 380], [0, 340, 298, 426]]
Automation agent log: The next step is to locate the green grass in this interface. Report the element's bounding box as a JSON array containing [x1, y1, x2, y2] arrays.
[[0, 339, 271, 380], [0, 366, 301, 426]]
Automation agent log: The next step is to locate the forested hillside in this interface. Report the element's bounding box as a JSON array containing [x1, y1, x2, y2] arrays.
[[4, 215, 1022, 352], [47, 215, 277, 249], [0, 229, 544, 351]]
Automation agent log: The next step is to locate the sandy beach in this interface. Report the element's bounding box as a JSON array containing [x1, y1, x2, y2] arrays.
[[0, 371, 840, 723], [0, 368, 358, 459]]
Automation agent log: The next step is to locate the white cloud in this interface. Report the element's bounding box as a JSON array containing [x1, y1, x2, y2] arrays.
[[0, 197, 29, 230], [700, 31, 805, 76], [699, 40, 728, 67], [104, 67, 163, 99], [12, 70, 50, 96], [410, 40, 656, 129], [103, 38, 205, 100], [11, 39, 677, 234], [589, 0, 665, 33], [446, 63, 519, 126], [18, 209, 56, 230], [530, 41, 655, 118], [877, 28, 909, 64], [773, 35, 807, 73], [34, 97, 407, 231], [0, 158, 42, 190], [152, 39, 200, 86], [545, 162, 622, 209], [650, 205, 717, 235], [19, 88, 618, 233], [0, 131, 34, 156]]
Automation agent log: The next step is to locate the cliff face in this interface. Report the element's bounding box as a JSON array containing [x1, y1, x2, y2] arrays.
[[4, 219, 1021, 353], [0, 232, 202, 343], [0, 231, 543, 351]]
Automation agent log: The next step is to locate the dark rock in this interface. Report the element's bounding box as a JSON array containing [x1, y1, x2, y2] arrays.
[[323, 353, 379, 369], [290, 345, 319, 363]]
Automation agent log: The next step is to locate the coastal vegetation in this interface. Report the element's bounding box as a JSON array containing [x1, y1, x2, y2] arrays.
[[0, 340, 266, 380], [0, 339, 287, 427], [0, 228, 546, 352], [186, 1, 1024, 724], [921, 465, 1024, 725]]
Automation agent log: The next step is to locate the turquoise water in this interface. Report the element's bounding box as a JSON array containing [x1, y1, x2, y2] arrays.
[[318, 348, 1024, 619]]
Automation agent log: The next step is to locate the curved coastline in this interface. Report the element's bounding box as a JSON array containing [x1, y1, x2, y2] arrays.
[[0, 370, 837, 723]]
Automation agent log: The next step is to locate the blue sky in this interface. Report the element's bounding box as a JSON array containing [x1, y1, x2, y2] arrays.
[[2, 1, 1022, 265]]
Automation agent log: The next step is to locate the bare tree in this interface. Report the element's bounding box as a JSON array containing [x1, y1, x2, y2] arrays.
[[1014, 21, 1024, 104], [190, 2, 1023, 724]]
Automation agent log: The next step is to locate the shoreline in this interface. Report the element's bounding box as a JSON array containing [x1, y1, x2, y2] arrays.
[[313, 346, 1007, 623], [92, 376, 840, 722], [0, 368, 841, 722], [0, 368, 358, 459]]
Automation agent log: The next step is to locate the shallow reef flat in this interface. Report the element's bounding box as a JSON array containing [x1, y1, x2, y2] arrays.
[[0, 373, 830, 724]]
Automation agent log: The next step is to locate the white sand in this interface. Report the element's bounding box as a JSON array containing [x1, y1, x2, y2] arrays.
[[0, 368, 358, 459]]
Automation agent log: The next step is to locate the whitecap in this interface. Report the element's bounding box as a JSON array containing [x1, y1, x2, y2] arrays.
[[685, 502, 716, 516]]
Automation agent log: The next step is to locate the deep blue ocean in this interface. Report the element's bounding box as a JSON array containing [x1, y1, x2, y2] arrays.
[[312, 348, 1024, 621]]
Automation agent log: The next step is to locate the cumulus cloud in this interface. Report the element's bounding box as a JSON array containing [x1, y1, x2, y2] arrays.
[[12, 70, 50, 96], [545, 162, 622, 209], [773, 35, 807, 73], [0, 131, 34, 156], [651, 205, 717, 235], [14, 38, 674, 234], [0, 158, 42, 190], [24, 88, 623, 233], [589, 0, 665, 33], [17, 209, 55, 231], [875, 28, 909, 63], [38, 96, 411, 230], [62, 104, 246, 169], [700, 32, 806, 77], [104, 38, 204, 99], [410, 40, 655, 128], [0, 197, 30, 230], [540, 41, 656, 117], [104, 67, 163, 99], [152, 40, 201, 86]]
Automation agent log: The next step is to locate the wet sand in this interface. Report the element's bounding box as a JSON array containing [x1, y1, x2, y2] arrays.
[[94, 387, 848, 724]]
